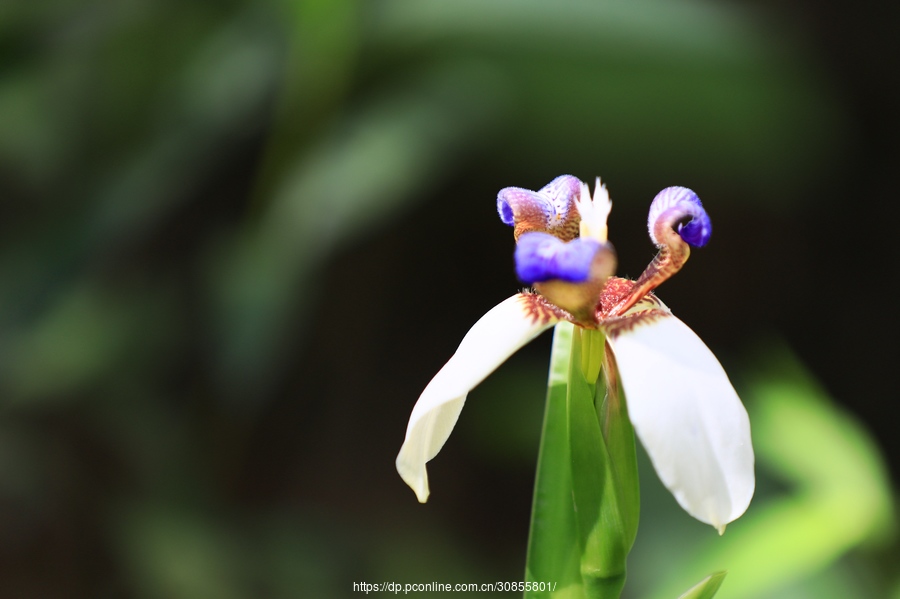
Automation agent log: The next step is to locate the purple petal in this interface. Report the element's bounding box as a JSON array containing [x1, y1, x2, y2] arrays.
[[515, 232, 602, 284], [497, 196, 516, 225], [538, 175, 583, 217], [496, 175, 583, 228], [648, 187, 712, 248], [496, 188, 549, 227]]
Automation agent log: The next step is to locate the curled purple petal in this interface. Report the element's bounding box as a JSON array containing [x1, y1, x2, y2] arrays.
[[496, 188, 548, 227], [677, 211, 712, 247], [515, 232, 602, 284], [539, 175, 583, 218], [648, 187, 712, 248], [497, 196, 516, 225], [496, 175, 584, 240]]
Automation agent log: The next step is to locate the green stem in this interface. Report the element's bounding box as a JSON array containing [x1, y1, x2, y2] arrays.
[[579, 327, 605, 390], [525, 324, 641, 599], [598, 346, 640, 551], [525, 323, 580, 598], [568, 329, 626, 598]]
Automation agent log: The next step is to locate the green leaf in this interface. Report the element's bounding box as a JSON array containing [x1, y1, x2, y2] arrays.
[[597, 347, 640, 552], [526, 325, 644, 599], [676, 572, 727, 599], [567, 328, 628, 598], [526, 322, 583, 598]]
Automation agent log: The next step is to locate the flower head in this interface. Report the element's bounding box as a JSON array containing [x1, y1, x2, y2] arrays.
[[397, 176, 754, 533]]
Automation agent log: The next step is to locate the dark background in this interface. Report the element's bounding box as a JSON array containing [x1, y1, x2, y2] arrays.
[[1, 1, 898, 597]]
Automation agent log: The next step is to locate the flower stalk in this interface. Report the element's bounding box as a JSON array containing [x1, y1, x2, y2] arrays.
[[579, 328, 605, 389], [525, 322, 641, 598]]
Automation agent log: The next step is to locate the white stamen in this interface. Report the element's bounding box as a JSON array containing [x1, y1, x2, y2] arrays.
[[575, 177, 612, 242]]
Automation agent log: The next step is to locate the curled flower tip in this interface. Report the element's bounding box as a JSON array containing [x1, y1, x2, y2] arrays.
[[648, 187, 711, 248], [608, 186, 710, 317], [575, 177, 612, 242], [515, 232, 616, 324], [497, 175, 583, 242]]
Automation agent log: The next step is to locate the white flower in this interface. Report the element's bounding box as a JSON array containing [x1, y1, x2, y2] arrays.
[[396, 176, 754, 533]]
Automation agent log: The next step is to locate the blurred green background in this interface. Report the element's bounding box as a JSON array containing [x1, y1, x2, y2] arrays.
[[1, 0, 899, 597]]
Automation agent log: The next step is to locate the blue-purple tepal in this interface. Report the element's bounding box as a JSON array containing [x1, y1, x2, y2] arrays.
[[496, 175, 583, 242], [647, 187, 712, 248], [514, 232, 603, 284]]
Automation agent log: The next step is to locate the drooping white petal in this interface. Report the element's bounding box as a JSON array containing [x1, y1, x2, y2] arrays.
[[396, 294, 561, 502], [606, 313, 754, 532]]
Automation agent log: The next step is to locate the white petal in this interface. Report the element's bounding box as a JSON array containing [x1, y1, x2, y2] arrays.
[[396, 294, 561, 502], [606, 314, 754, 532]]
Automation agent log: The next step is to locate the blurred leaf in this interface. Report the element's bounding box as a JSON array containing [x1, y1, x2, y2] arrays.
[[255, 0, 359, 187], [370, 0, 846, 201], [85, 9, 283, 255], [113, 505, 243, 599], [0, 71, 66, 187], [676, 571, 727, 599], [209, 60, 505, 399], [249, 511, 349, 598], [0, 282, 170, 403]]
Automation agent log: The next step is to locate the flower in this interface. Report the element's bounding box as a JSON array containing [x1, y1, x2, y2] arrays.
[[396, 175, 754, 533]]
